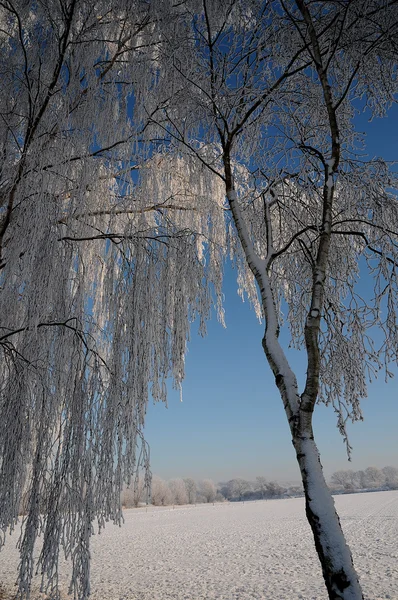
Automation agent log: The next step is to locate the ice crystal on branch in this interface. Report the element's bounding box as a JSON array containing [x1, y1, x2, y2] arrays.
[[1, 1, 398, 599], [0, 2, 228, 598]]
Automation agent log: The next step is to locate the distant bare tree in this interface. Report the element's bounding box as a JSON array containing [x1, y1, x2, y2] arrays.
[[382, 466, 398, 489], [120, 486, 133, 509], [265, 482, 286, 498], [330, 471, 358, 491], [286, 485, 304, 498], [230, 478, 251, 501], [168, 479, 188, 505], [200, 479, 217, 503], [255, 477, 269, 500], [183, 478, 197, 504], [362, 467, 384, 489], [151, 477, 173, 507], [215, 491, 226, 503], [121, 477, 145, 508]]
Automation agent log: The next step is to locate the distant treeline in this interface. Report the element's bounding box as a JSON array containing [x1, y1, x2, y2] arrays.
[[121, 475, 304, 508], [121, 466, 398, 508], [329, 466, 398, 492]]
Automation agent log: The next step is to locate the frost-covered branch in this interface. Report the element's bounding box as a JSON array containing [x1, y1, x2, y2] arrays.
[[1, 2, 397, 599]]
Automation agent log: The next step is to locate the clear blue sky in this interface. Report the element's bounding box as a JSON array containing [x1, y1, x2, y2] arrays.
[[144, 105, 398, 485]]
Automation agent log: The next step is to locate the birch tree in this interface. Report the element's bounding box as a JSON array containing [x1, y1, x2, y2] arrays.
[[145, 1, 398, 598], [1, 2, 398, 600], [0, 2, 226, 598]]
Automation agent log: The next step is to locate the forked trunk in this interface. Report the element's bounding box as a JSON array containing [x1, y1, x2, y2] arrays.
[[225, 148, 363, 599], [294, 435, 363, 600]]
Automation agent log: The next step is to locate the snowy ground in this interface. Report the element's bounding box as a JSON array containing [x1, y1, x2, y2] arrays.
[[0, 490, 397, 600]]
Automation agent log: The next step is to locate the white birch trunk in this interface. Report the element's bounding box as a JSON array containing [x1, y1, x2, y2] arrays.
[[294, 434, 363, 599]]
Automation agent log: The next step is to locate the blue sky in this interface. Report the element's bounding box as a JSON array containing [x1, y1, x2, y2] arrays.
[[143, 104, 398, 485]]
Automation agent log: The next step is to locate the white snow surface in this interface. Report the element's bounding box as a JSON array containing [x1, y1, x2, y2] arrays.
[[0, 490, 397, 600]]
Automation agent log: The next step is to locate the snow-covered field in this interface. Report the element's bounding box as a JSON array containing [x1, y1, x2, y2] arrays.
[[0, 490, 397, 600]]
